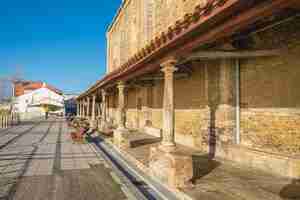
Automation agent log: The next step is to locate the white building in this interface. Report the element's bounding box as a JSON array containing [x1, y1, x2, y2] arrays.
[[14, 87, 64, 120]]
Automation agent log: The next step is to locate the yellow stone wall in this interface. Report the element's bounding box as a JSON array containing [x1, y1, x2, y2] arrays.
[[126, 109, 138, 129], [240, 18, 300, 155], [107, 93, 118, 125], [107, 0, 208, 73], [150, 109, 163, 129], [106, 18, 300, 155], [122, 63, 211, 149]]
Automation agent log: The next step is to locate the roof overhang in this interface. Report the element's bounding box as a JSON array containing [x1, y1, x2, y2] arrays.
[[78, 0, 298, 100]]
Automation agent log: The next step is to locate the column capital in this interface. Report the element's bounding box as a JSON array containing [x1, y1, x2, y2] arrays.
[[161, 58, 178, 74], [161, 57, 177, 66], [117, 81, 127, 89], [101, 89, 107, 96]]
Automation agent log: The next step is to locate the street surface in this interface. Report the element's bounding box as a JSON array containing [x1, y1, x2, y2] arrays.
[[0, 118, 127, 200]]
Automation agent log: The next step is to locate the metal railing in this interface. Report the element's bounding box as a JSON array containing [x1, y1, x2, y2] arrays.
[[0, 113, 20, 129]]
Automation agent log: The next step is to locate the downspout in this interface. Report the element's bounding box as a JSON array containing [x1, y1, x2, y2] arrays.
[[235, 59, 240, 144]]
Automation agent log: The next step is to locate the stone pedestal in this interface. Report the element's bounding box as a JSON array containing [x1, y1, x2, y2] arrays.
[[149, 147, 193, 189], [90, 120, 98, 129], [113, 128, 130, 149]]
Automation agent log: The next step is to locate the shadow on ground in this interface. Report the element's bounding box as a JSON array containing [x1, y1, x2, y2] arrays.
[[130, 137, 161, 148], [191, 154, 221, 183], [280, 179, 300, 200]]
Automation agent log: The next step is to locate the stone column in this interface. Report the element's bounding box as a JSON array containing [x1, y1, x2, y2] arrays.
[[113, 81, 130, 148], [149, 58, 193, 189], [80, 101, 84, 117], [160, 58, 177, 152], [90, 94, 97, 128], [144, 83, 153, 127], [81, 101, 84, 117], [101, 89, 107, 123], [86, 97, 90, 119], [216, 59, 236, 145], [77, 102, 80, 117], [117, 81, 126, 129], [92, 94, 96, 120]]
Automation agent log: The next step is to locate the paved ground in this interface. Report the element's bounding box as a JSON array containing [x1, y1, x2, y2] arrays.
[[109, 132, 300, 200], [183, 155, 300, 200], [0, 118, 127, 200]]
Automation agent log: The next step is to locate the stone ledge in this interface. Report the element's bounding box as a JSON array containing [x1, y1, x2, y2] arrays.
[[113, 128, 131, 149], [149, 147, 193, 189], [143, 126, 162, 138], [101, 134, 194, 200], [216, 144, 300, 178]]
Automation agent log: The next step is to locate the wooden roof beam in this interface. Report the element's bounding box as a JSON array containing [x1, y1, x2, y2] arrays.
[[186, 49, 282, 61]]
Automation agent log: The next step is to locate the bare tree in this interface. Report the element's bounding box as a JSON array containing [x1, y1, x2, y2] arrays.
[[0, 66, 23, 101]]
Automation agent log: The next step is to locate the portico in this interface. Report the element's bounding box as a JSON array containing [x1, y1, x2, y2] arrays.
[[76, 0, 300, 193]]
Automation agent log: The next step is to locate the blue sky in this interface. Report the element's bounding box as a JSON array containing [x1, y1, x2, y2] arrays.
[[0, 0, 121, 94]]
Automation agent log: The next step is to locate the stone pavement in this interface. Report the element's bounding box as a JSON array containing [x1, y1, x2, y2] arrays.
[[101, 131, 300, 200], [0, 118, 127, 200]]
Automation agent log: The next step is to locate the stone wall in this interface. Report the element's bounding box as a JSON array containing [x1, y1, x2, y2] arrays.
[[107, 93, 118, 126], [107, 17, 300, 157], [240, 18, 300, 156], [121, 62, 213, 149], [107, 0, 208, 73]]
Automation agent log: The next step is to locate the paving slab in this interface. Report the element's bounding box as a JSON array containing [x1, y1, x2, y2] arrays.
[[0, 118, 126, 200]]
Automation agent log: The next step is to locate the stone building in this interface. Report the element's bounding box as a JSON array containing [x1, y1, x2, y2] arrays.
[[77, 0, 300, 191]]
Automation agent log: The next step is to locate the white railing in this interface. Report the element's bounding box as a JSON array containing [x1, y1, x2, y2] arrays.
[[0, 113, 20, 129]]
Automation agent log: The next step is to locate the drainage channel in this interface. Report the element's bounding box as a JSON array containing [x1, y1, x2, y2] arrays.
[[92, 137, 178, 200]]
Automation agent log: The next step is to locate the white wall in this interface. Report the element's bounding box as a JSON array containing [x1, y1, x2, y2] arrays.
[[14, 87, 64, 120]]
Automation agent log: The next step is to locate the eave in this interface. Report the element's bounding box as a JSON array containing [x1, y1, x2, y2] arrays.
[[78, 0, 298, 100]]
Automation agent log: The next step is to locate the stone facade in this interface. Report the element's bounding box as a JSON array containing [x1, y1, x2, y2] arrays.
[[240, 18, 300, 156], [107, 0, 209, 73], [103, 18, 300, 177], [78, 0, 300, 188]]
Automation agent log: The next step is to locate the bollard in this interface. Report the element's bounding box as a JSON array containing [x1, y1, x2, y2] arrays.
[[11, 113, 14, 126], [5, 115, 8, 128], [5, 115, 9, 128], [16, 114, 19, 125], [9, 114, 11, 127], [8, 114, 11, 127], [3, 115, 5, 128]]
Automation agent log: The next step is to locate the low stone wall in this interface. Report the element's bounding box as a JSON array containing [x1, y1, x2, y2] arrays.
[[241, 108, 300, 156], [149, 109, 163, 130], [125, 109, 138, 129], [107, 108, 117, 126], [216, 144, 300, 178], [125, 107, 211, 149]]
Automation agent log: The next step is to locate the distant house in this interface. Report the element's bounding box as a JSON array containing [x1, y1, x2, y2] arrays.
[[13, 80, 63, 97], [13, 84, 64, 120]]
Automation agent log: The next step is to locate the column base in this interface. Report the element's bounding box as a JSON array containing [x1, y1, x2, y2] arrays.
[[113, 127, 130, 149], [159, 142, 176, 153], [99, 120, 108, 132], [149, 146, 193, 189], [89, 120, 98, 129]]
